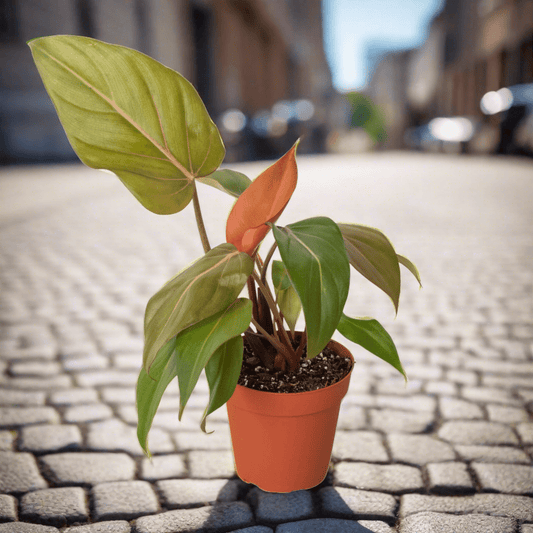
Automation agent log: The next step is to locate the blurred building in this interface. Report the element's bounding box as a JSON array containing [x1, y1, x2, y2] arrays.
[[0, 0, 334, 164], [366, 0, 533, 150]]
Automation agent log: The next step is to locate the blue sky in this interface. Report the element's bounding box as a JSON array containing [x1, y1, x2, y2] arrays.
[[322, 0, 444, 92]]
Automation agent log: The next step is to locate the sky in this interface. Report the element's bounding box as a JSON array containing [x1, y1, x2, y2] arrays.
[[322, 0, 444, 92]]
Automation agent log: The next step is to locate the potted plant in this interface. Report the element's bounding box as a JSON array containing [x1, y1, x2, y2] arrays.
[[29, 35, 421, 493]]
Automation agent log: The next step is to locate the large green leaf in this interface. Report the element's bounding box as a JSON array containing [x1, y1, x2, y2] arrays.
[[136, 336, 177, 456], [143, 243, 253, 372], [174, 299, 252, 420], [398, 254, 423, 288], [338, 223, 401, 313], [197, 169, 251, 198], [272, 260, 301, 333], [272, 217, 350, 358], [28, 35, 225, 214], [337, 314, 406, 380]]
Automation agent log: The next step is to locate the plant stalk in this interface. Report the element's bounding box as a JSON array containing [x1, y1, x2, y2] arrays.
[[192, 183, 211, 253]]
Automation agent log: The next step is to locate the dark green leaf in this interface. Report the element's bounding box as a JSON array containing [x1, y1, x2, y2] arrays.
[[398, 254, 422, 288], [337, 314, 406, 381], [202, 336, 244, 433], [136, 336, 177, 456], [28, 35, 225, 214], [143, 243, 253, 372], [272, 217, 350, 358], [174, 298, 252, 420], [338, 223, 401, 313], [197, 169, 251, 198], [271, 260, 301, 333]]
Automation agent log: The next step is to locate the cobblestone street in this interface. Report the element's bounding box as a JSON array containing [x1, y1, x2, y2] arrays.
[[0, 151, 532, 532]]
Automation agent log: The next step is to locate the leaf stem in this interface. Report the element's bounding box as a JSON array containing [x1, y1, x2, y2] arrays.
[[192, 183, 211, 253], [261, 242, 278, 284], [251, 317, 293, 362]]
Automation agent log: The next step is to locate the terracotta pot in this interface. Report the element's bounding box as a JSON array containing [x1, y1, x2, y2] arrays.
[[226, 337, 354, 493]]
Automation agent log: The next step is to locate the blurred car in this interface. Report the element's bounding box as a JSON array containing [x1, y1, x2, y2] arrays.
[[476, 83, 533, 157], [405, 116, 478, 154]]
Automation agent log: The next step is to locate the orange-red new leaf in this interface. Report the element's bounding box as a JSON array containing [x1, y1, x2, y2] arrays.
[[226, 141, 299, 255]]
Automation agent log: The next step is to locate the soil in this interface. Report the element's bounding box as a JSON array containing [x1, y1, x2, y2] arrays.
[[237, 336, 353, 393]]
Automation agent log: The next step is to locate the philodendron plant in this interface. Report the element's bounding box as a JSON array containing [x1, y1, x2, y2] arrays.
[[29, 35, 421, 455]]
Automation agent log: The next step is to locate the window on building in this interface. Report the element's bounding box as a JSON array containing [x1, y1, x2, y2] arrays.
[[0, 0, 18, 43]]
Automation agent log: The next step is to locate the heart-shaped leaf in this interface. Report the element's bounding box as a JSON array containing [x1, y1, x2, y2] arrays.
[[272, 260, 301, 333], [143, 243, 253, 372], [202, 336, 244, 433], [197, 169, 251, 198], [272, 217, 350, 358], [136, 336, 177, 456], [338, 223, 401, 313], [28, 35, 225, 214], [337, 314, 406, 380], [398, 254, 422, 288], [175, 298, 252, 420]]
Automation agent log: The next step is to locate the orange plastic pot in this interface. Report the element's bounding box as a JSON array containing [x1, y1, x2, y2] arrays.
[[226, 338, 354, 493]]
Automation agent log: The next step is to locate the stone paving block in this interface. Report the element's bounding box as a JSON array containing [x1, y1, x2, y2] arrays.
[[48, 388, 99, 405], [134, 502, 254, 533], [20, 487, 88, 527], [487, 404, 529, 423], [0, 407, 59, 428], [0, 389, 46, 406], [319, 487, 396, 521], [522, 525, 533, 533], [426, 461, 474, 493], [62, 354, 109, 372], [188, 450, 236, 478], [228, 527, 273, 533], [276, 518, 394, 532], [112, 352, 142, 370], [337, 405, 367, 430], [455, 445, 530, 463], [41, 453, 135, 486], [74, 370, 138, 388], [399, 511, 516, 533], [173, 428, 232, 451], [472, 463, 533, 494], [484, 375, 533, 388], [87, 418, 174, 455], [374, 395, 436, 412], [91, 480, 159, 521], [332, 431, 389, 462], [438, 421, 519, 445], [247, 488, 313, 524], [386, 434, 455, 465], [424, 381, 457, 396], [0, 524, 60, 532], [517, 422, 533, 444], [462, 386, 519, 405], [0, 376, 72, 390], [0, 430, 14, 450], [20, 424, 82, 453], [438, 397, 484, 420], [63, 403, 114, 423], [334, 462, 423, 493], [10, 361, 62, 377], [445, 368, 478, 386], [369, 409, 434, 433], [0, 494, 17, 522], [356, 521, 396, 533], [63, 522, 131, 533], [372, 378, 422, 396], [399, 493, 533, 520], [99, 387, 136, 404], [140, 454, 186, 481], [157, 479, 240, 508], [0, 451, 47, 493]]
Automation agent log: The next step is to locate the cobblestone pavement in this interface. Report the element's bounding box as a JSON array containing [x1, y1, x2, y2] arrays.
[[0, 152, 532, 532]]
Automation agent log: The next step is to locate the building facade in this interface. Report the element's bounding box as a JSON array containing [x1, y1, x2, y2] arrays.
[[0, 0, 334, 163]]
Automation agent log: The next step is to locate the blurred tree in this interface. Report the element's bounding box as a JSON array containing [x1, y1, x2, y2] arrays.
[[345, 92, 387, 143]]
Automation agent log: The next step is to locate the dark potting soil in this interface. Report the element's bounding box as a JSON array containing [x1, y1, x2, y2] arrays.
[[237, 338, 353, 393]]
